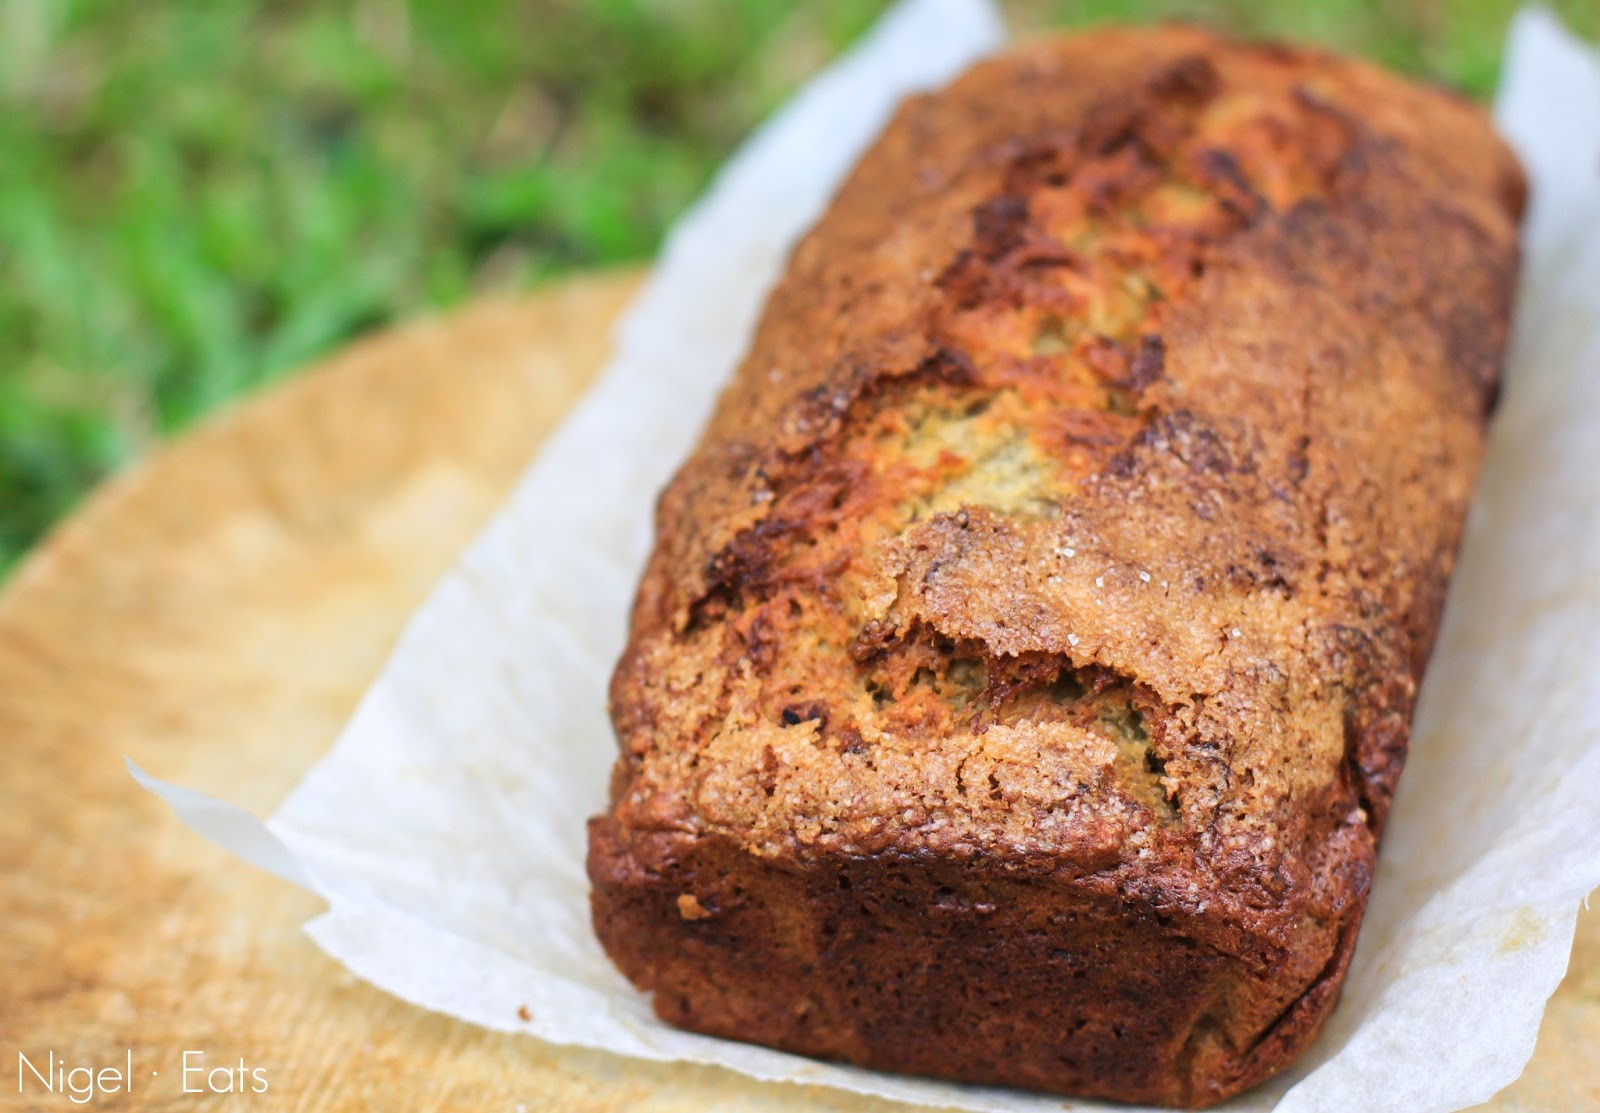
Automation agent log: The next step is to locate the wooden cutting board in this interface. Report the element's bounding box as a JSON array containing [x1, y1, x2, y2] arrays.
[[0, 269, 1594, 1111]]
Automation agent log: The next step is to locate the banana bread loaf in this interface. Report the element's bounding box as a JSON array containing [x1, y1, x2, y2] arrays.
[[588, 25, 1524, 1108]]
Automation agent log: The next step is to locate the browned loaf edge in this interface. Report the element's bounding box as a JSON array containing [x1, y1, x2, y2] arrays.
[[587, 25, 1525, 1109]]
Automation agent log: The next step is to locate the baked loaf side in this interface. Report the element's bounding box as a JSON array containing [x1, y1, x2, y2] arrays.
[[589, 26, 1524, 1108]]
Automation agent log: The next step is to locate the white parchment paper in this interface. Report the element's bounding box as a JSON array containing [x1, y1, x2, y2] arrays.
[[133, 2, 1600, 1109]]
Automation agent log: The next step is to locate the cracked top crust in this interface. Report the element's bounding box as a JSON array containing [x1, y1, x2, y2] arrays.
[[605, 26, 1523, 961]]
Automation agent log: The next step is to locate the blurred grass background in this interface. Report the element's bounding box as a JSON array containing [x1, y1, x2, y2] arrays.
[[2, 0, 1596, 572]]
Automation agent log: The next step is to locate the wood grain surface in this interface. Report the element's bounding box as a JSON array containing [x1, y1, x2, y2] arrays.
[[0, 269, 1593, 1111]]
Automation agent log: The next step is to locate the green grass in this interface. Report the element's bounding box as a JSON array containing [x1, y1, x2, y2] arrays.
[[2, 0, 1595, 571]]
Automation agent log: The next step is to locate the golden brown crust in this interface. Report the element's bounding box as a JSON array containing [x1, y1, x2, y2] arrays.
[[588, 26, 1524, 1108]]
